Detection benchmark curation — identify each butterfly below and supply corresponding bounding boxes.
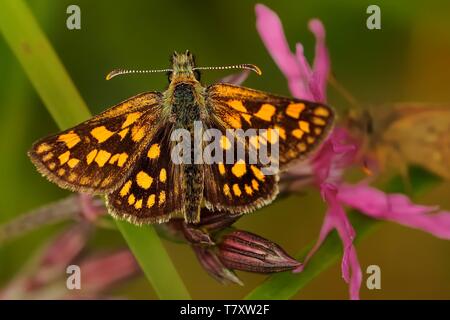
[349,103,450,180]
[29,50,334,225]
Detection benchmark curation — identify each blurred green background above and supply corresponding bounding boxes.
[1,0,450,299]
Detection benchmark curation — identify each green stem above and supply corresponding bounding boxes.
[0,0,190,299]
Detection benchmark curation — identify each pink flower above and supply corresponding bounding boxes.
[255,3,450,300]
[255,4,329,102]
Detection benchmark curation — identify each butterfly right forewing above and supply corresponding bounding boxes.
[106,125,185,224]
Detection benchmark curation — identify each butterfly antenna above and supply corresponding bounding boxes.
[106,68,173,80]
[193,64,262,76]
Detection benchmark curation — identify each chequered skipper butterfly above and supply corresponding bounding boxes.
[29,51,334,225]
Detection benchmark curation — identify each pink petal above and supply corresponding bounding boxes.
[338,184,450,240]
[297,183,362,299]
[308,19,330,102]
[323,184,361,300]
[293,208,334,273]
[79,193,105,222]
[312,128,358,184]
[217,70,251,86]
[255,4,309,99]
[79,250,139,293]
[28,224,90,289]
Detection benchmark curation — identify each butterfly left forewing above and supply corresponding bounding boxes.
[206,83,334,169]
[28,92,163,193]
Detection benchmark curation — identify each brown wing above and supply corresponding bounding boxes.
[202,114,279,215]
[106,125,184,224]
[28,92,164,194]
[206,83,335,169]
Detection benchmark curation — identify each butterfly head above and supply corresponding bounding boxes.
[169,50,201,83]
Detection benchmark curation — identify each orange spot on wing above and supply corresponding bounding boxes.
[232,184,242,197]
[159,168,167,182]
[42,153,54,162]
[218,162,226,175]
[131,126,145,142]
[58,132,81,149]
[118,128,129,140]
[147,194,156,208]
[314,106,330,117]
[254,104,276,122]
[299,121,310,133]
[312,117,327,126]
[86,149,98,164]
[136,171,153,189]
[251,179,259,191]
[90,126,114,143]
[36,143,52,154]
[250,165,265,181]
[158,191,166,206]
[120,181,132,197]
[67,158,80,168]
[223,184,232,198]
[122,112,142,128]
[128,194,136,205]
[134,199,143,209]
[292,129,304,139]
[58,151,70,165]
[147,144,160,159]
[231,160,247,178]
[297,143,307,152]
[286,103,305,119]
[94,150,111,167]
[227,100,247,113]
[117,153,128,167]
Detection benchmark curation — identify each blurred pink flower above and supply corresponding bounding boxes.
[0,195,138,299]
[255,3,450,300]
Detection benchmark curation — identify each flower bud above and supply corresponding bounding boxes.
[218,230,301,273]
[193,246,243,285]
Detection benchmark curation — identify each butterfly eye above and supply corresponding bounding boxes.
[194,70,201,81]
[167,71,173,83]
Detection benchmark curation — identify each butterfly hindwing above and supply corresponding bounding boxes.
[106,125,184,224]
[28,92,163,194]
[206,83,334,169]
[204,158,279,215]
[202,118,279,214]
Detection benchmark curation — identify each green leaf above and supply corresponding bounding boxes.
[246,167,442,300]
[0,0,190,299]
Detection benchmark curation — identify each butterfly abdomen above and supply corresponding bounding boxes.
[172,82,204,223]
